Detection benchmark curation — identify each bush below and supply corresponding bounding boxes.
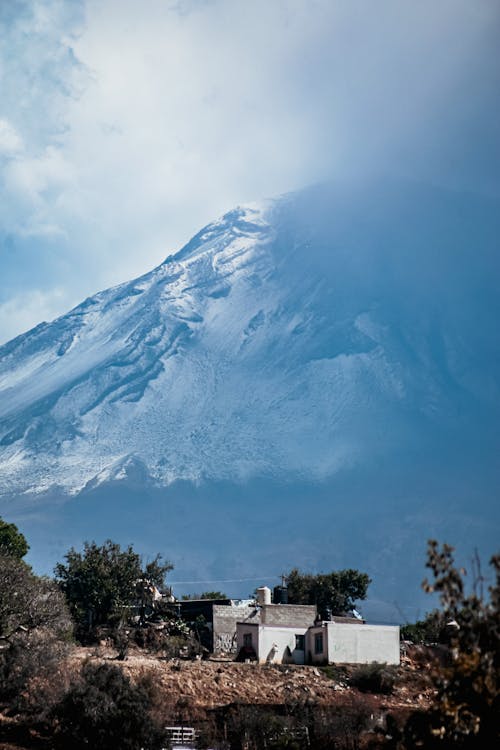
[351,662,397,695]
[0,628,71,715]
[320,664,349,683]
[400,610,447,644]
[398,541,500,749]
[310,696,376,750]
[53,661,166,750]
[211,698,375,750]
[0,554,73,714]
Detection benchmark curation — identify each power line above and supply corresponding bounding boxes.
[168,576,280,585]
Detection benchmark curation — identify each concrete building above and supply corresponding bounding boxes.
[238,622,310,664]
[177,598,259,654]
[177,589,316,655]
[236,608,400,666]
[306,621,400,665]
[178,587,399,664]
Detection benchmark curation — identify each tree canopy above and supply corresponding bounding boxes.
[0,517,29,559]
[182,590,228,601]
[54,540,172,633]
[400,541,500,748]
[0,555,70,643]
[0,552,72,706]
[285,568,371,618]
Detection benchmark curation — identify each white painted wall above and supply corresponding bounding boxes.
[320,623,400,665]
[257,625,308,665]
[236,623,308,664]
[239,621,400,665]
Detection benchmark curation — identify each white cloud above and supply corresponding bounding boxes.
[0,287,69,344]
[0,119,23,156]
[0,0,499,342]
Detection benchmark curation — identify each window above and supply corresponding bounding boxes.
[314,633,323,654]
[295,634,305,650]
[243,633,252,648]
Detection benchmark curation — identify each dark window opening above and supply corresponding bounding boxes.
[295,634,305,650]
[314,633,323,654]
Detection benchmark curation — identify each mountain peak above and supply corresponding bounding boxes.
[0,181,499,500]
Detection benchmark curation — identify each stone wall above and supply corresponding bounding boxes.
[212,605,259,653]
[260,604,317,628]
[211,603,317,653]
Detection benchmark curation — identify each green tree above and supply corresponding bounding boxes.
[182,590,228,600]
[400,609,447,644]
[54,540,172,634]
[0,517,29,559]
[199,590,227,600]
[400,541,500,749]
[286,568,371,619]
[143,554,174,588]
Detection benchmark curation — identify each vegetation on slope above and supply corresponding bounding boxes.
[0,516,498,750]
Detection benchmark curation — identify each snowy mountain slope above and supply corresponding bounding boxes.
[0,180,499,504]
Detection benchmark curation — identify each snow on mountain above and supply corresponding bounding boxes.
[0,181,499,504]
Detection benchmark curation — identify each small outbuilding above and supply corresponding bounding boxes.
[236,607,400,666]
[306,621,400,665]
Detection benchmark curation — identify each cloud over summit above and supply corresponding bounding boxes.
[0,0,499,343]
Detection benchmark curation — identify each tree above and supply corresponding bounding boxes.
[400,610,447,644]
[54,540,173,635]
[286,568,371,618]
[53,661,166,750]
[182,590,228,600]
[0,553,72,708]
[0,517,29,559]
[199,590,227,599]
[400,541,500,748]
[0,555,70,646]
[143,554,174,588]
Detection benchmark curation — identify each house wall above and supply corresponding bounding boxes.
[236,623,308,664]
[236,622,260,659]
[218,603,316,655]
[213,605,259,653]
[307,623,400,665]
[257,625,308,665]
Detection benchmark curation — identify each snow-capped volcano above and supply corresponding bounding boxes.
[1,181,499,501]
[1,180,499,615]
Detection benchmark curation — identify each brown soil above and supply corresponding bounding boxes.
[70,642,435,714]
[0,644,436,749]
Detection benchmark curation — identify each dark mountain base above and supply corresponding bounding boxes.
[3,452,498,624]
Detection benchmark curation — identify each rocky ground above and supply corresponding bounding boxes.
[0,644,435,748]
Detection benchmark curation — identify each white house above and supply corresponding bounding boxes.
[238,621,310,665]
[236,604,400,666]
[306,621,400,666]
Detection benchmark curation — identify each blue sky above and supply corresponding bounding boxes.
[0,0,499,344]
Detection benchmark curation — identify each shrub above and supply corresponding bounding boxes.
[310,696,375,750]
[351,662,397,695]
[53,661,166,750]
[400,610,447,644]
[0,554,73,714]
[398,541,500,749]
